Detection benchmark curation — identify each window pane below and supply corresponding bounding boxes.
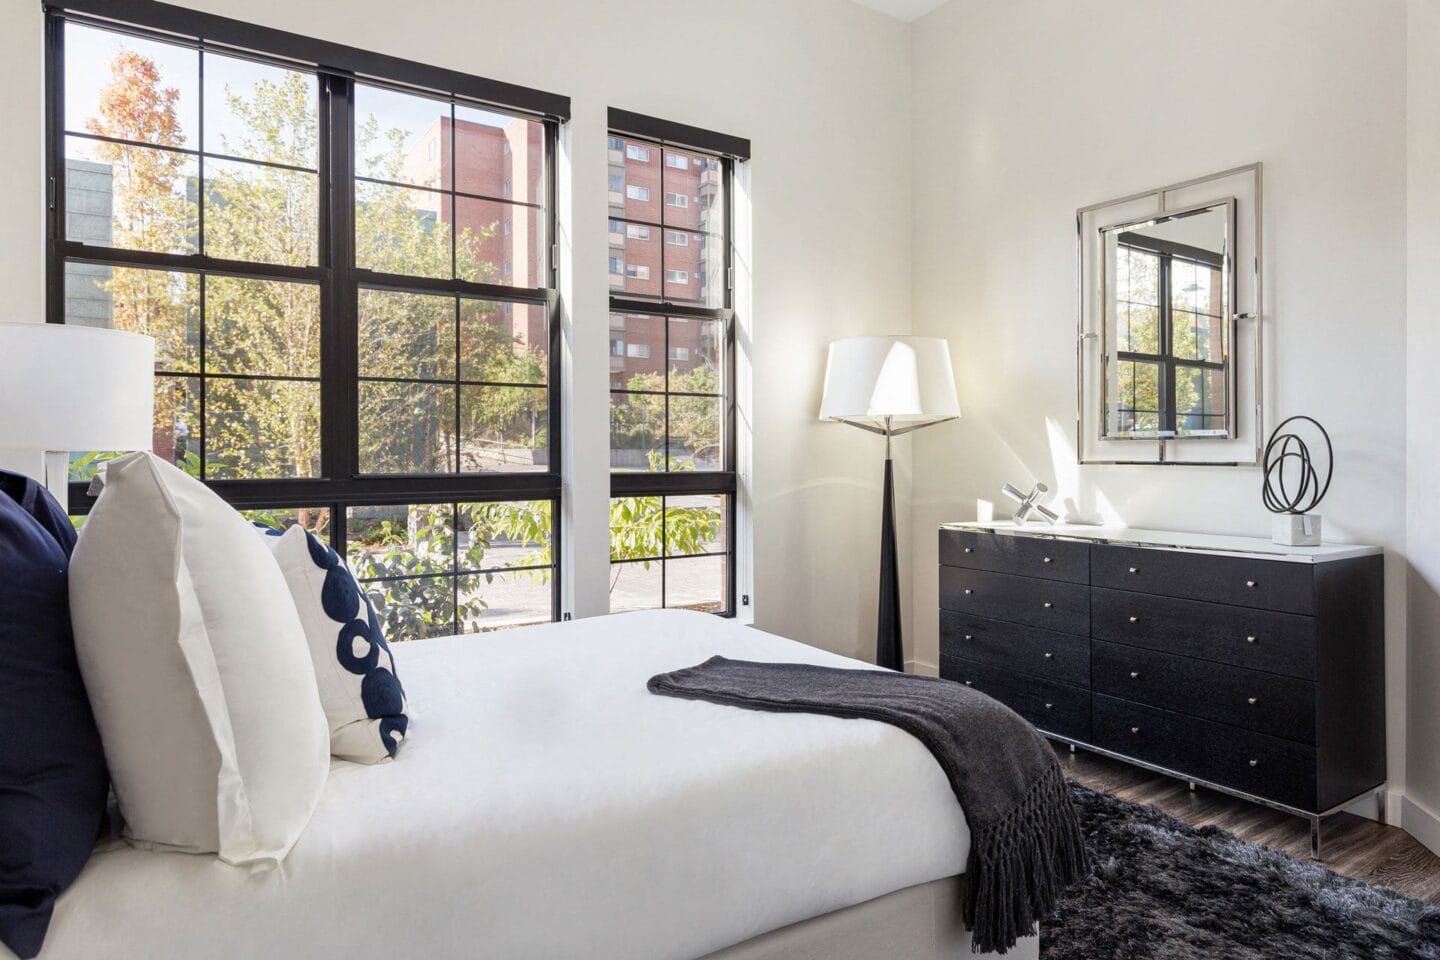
[453,104,545,204]
[72,373,203,482]
[610,561,662,613]
[362,576,455,643]
[610,392,664,471]
[455,197,543,287]
[665,495,727,557]
[458,500,552,572]
[242,506,331,541]
[664,231,724,308]
[661,149,723,234]
[457,570,552,632]
[205,377,321,479]
[359,381,456,474]
[65,23,197,146]
[609,313,664,389]
[608,137,660,222]
[355,84,451,188]
[1175,366,1227,435]
[610,496,663,562]
[460,300,547,384]
[669,316,723,390]
[664,555,727,613]
[63,263,200,372]
[202,52,318,169]
[609,224,660,298]
[65,136,198,254]
[347,503,455,578]
[205,277,320,378]
[459,385,548,472]
[355,180,451,278]
[1115,359,1161,435]
[358,289,456,381]
[204,157,318,266]
[668,394,723,471]
[1121,303,1160,355]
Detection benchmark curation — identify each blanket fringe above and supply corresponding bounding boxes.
[960,764,1090,955]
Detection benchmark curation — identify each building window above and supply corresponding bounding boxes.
[609,256,624,275]
[610,337,625,357]
[626,223,651,240]
[502,179,512,197]
[502,140,511,156]
[626,184,650,202]
[625,144,651,162]
[608,172,624,192]
[1112,240,1227,437]
[503,219,512,236]
[625,264,651,280]
[605,115,738,615]
[49,8,563,640]
[607,135,623,151]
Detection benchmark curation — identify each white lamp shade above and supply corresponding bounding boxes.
[0,322,155,451]
[819,336,960,426]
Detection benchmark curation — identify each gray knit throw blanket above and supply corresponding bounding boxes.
[647,657,1090,955]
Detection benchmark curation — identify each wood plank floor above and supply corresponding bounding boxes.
[1056,743,1440,905]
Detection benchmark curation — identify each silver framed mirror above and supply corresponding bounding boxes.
[1077,164,1263,465]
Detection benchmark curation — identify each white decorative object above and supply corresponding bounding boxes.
[1001,481,1059,525]
[68,452,329,866]
[0,322,154,504]
[260,524,409,763]
[1272,514,1323,547]
[820,336,960,669]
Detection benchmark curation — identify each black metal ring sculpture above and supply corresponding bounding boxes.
[1262,416,1332,515]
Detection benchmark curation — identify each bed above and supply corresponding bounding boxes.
[19,610,1038,960]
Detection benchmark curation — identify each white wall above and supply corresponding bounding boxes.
[909,0,1413,819]
[0,0,915,662]
[1405,0,1440,850]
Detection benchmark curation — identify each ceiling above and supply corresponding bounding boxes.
[847,0,949,22]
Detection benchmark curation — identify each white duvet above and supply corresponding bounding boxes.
[27,610,968,960]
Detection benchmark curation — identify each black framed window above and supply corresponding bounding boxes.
[1113,235,1227,437]
[605,109,746,616]
[47,0,568,641]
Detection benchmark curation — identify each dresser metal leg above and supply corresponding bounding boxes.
[1069,743,1076,754]
[1310,816,1322,860]
[1188,781,1196,791]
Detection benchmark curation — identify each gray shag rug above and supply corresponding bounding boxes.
[1042,784,1440,959]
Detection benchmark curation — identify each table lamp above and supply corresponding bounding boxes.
[0,322,155,507]
[820,336,960,670]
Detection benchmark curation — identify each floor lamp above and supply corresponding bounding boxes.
[819,336,959,671]
[0,322,155,507]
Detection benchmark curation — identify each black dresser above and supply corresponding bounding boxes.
[937,522,1385,857]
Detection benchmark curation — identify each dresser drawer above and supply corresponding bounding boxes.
[1092,545,1315,615]
[939,529,1089,584]
[938,567,1090,635]
[939,656,1091,742]
[1092,640,1316,744]
[1092,587,1317,681]
[1093,695,1317,811]
[939,611,1090,685]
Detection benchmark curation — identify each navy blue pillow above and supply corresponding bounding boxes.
[0,473,108,960]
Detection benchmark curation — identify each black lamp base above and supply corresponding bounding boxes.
[876,456,903,670]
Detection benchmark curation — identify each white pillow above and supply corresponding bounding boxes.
[68,452,329,866]
[258,524,408,763]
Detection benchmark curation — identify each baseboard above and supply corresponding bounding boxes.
[1401,794,1440,857]
[907,658,938,677]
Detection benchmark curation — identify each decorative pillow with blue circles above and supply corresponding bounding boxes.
[256,524,408,763]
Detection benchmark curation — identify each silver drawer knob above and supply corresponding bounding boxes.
[964,634,973,640]
[1128,566,1138,574]
[964,547,973,553]
[964,680,973,686]
[1130,726,1140,734]
[1129,671,1140,679]
[1043,601,1053,608]
[1044,703,1053,710]
[1246,635,1257,644]
[1128,616,1138,623]
[1246,580,1257,588]
[1248,759,1258,767]
[1042,557,1052,563]
[1044,652,1054,659]
[1248,697,1258,705]
[964,589,973,595]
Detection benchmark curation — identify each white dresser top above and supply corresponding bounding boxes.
[940,521,1382,564]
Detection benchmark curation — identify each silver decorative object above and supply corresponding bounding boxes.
[1002,482,1060,525]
